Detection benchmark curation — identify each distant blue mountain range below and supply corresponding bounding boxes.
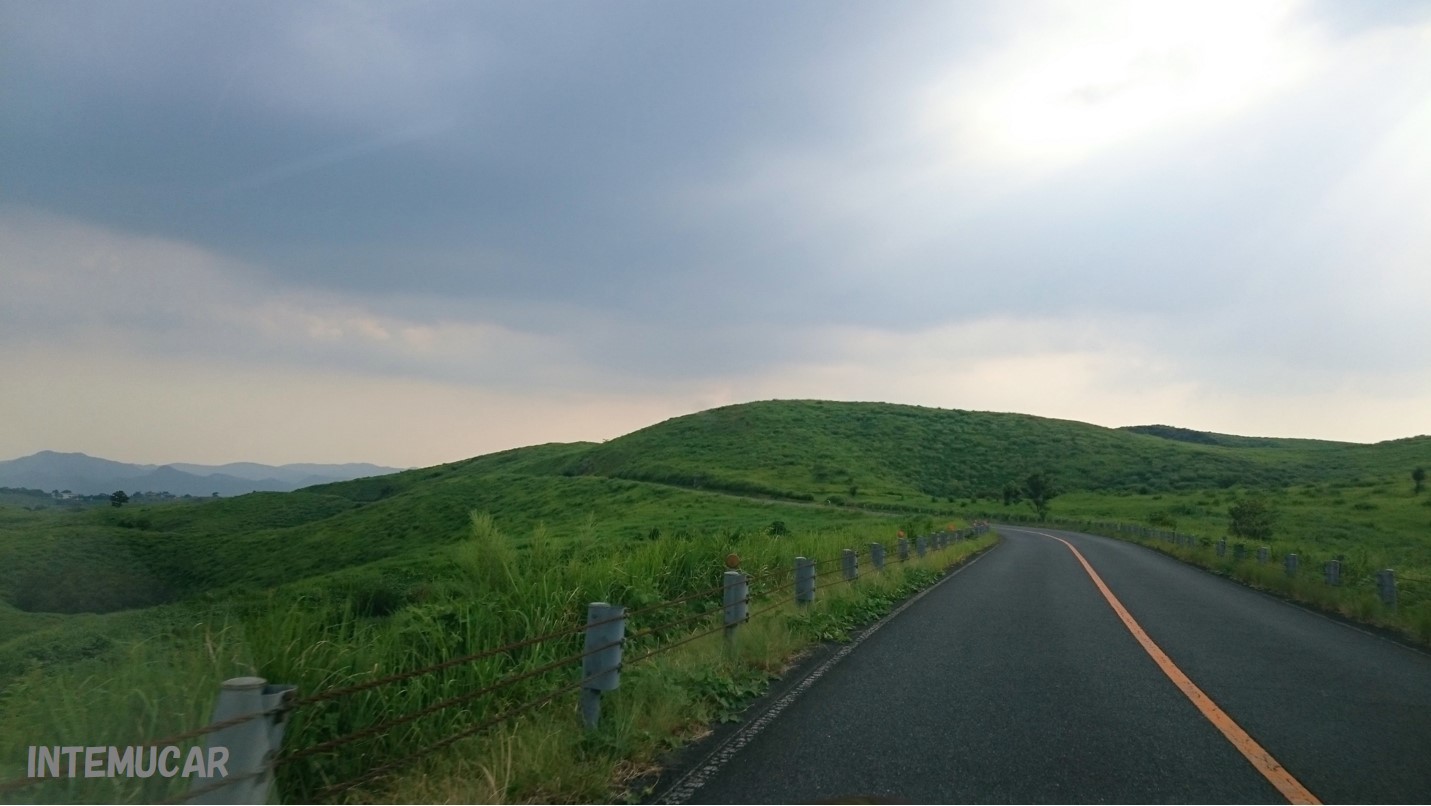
[0,451,407,497]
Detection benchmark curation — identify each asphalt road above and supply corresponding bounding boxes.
[656,526,1431,804]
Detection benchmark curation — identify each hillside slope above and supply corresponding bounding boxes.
[561,400,1431,502]
[5,400,1427,621]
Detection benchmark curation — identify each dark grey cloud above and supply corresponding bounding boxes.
[4,0,1430,393]
[2,2,977,295]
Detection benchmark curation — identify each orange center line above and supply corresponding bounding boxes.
[1024,529,1320,805]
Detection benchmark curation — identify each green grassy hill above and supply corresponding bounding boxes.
[5,399,1427,625]
[561,399,1431,502]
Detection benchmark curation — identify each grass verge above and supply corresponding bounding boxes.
[0,518,995,805]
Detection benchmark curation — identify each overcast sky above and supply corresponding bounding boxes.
[4,0,1429,467]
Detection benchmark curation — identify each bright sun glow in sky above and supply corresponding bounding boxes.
[950,0,1315,170]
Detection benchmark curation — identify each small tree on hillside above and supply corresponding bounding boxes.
[110,490,129,508]
[1023,472,1057,521]
[1228,496,1277,542]
[1002,482,1023,507]
[1414,467,1426,495]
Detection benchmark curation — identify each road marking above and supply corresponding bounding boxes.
[656,541,1002,804]
[1021,528,1321,806]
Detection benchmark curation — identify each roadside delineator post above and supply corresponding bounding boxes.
[1376,569,1398,608]
[898,537,909,563]
[870,543,885,572]
[1216,539,1227,557]
[581,603,626,730]
[723,571,748,651]
[916,536,927,558]
[1258,546,1269,565]
[188,677,295,805]
[1285,553,1299,577]
[842,549,859,582]
[1324,560,1342,587]
[795,556,815,606]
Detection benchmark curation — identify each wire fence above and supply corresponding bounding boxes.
[4,524,991,805]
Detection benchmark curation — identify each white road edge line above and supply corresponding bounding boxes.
[654,541,1003,805]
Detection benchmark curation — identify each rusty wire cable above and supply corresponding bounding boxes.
[312,668,608,802]
[621,620,731,668]
[621,580,730,620]
[155,767,270,806]
[276,635,623,767]
[627,608,719,642]
[287,612,620,710]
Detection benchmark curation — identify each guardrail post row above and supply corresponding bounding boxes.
[1285,554,1299,577]
[795,557,815,606]
[842,549,859,582]
[898,537,909,562]
[723,571,749,650]
[580,602,625,730]
[870,543,885,572]
[188,677,295,805]
[1216,539,1226,557]
[916,536,927,558]
[1258,546,1269,565]
[1324,560,1342,587]
[1377,569,1398,608]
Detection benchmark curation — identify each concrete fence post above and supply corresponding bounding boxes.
[795,557,815,606]
[1233,543,1246,562]
[581,602,626,729]
[1216,539,1227,557]
[916,536,927,558]
[1258,546,1269,565]
[841,549,859,582]
[870,543,885,572]
[1324,560,1342,586]
[898,537,909,562]
[1285,554,1299,577]
[723,571,748,650]
[187,677,295,805]
[1377,569,1398,608]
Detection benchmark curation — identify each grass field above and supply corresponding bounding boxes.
[2,399,1428,802]
[1,509,990,804]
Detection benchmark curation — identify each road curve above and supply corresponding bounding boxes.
[654,525,1431,804]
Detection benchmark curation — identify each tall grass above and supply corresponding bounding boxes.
[0,514,993,804]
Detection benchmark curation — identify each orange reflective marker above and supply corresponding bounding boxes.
[725,553,740,569]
